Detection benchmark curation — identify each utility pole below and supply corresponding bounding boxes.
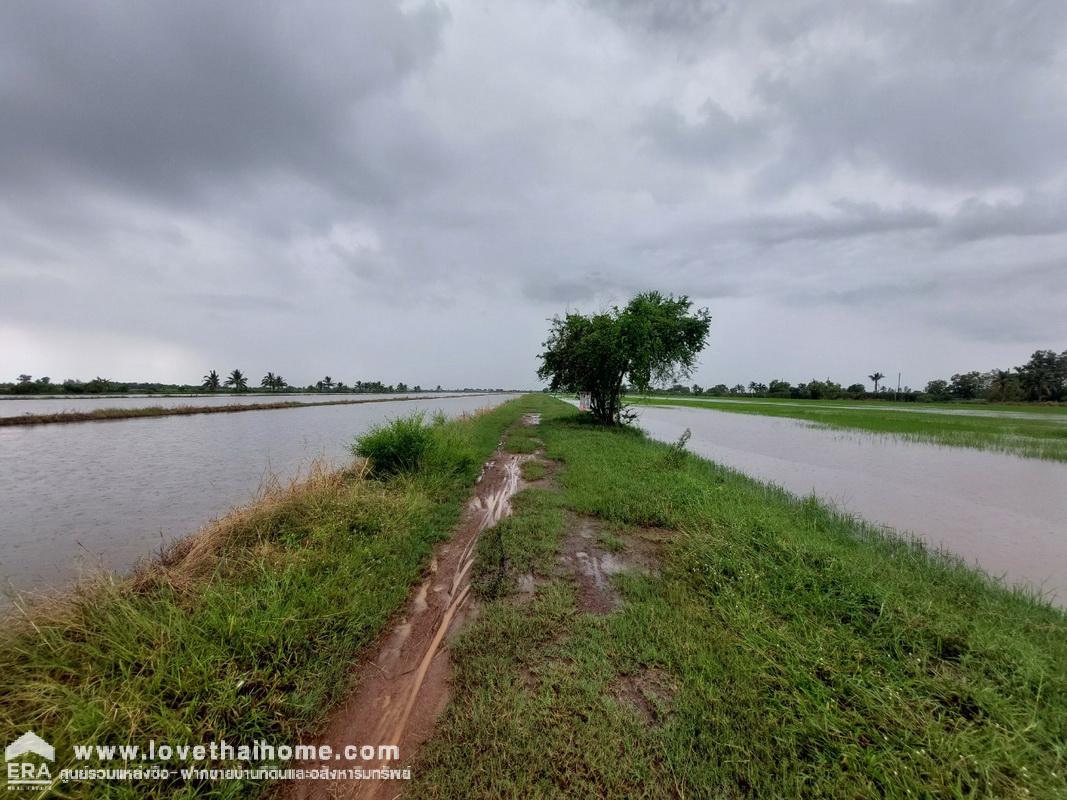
[896,372,901,401]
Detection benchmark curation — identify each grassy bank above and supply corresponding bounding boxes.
[0,398,528,798]
[415,395,1067,798]
[627,395,1067,462]
[0,394,479,427]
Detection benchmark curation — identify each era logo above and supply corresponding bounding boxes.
[4,731,54,788]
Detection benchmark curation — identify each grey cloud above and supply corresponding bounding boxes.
[639,100,767,164]
[946,194,1067,241]
[748,201,939,245]
[0,2,448,209]
[168,293,297,313]
[1,0,1065,390]
[583,0,727,39]
[755,58,1067,191]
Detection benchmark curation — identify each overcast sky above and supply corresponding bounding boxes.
[2,1,1065,390]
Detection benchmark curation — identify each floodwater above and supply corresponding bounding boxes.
[635,405,1067,604]
[0,393,518,597]
[634,395,1067,422]
[0,392,472,417]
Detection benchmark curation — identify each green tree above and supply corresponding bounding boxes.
[949,371,985,400]
[768,379,792,397]
[924,379,950,401]
[320,376,334,392]
[202,370,221,391]
[1016,350,1066,401]
[261,372,278,391]
[85,376,112,393]
[987,369,1018,402]
[868,372,885,393]
[538,291,711,424]
[225,369,248,392]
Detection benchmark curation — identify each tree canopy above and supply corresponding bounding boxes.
[538,291,711,424]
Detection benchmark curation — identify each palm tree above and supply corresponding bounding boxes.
[868,372,885,393]
[321,375,334,392]
[225,369,248,392]
[261,372,278,391]
[202,370,221,391]
[274,375,287,391]
[989,369,1012,402]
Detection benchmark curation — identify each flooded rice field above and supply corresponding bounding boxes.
[641,395,1067,422]
[0,391,470,417]
[0,394,518,597]
[636,405,1067,604]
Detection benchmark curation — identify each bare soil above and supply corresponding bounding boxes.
[278,449,526,800]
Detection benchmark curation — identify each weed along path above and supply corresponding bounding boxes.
[282,415,540,800]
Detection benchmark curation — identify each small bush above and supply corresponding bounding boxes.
[354,414,434,475]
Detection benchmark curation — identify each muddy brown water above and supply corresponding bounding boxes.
[634,405,1067,604]
[0,394,519,597]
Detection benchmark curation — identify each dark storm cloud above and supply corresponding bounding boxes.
[0,1,448,207]
[1,0,1065,388]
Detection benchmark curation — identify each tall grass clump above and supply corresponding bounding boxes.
[354,412,480,480]
[354,413,435,475]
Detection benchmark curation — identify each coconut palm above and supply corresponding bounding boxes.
[273,375,287,391]
[202,370,221,391]
[989,369,1013,402]
[225,369,248,391]
[261,372,278,391]
[868,372,885,393]
[321,375,335,391]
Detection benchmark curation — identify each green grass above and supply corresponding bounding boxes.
[0,399,529,798]
[627,395,1067,462]
[520,460,547,482]
[414,395,1067,799]
[504,426,542,454]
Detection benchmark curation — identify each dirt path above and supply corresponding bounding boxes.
[280,430,533,800]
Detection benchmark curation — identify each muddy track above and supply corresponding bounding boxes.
[280,425,534,800]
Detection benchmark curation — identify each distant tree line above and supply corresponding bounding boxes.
[2,371,496,396]
[5,375,127,395]
[640,348,1067,403]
